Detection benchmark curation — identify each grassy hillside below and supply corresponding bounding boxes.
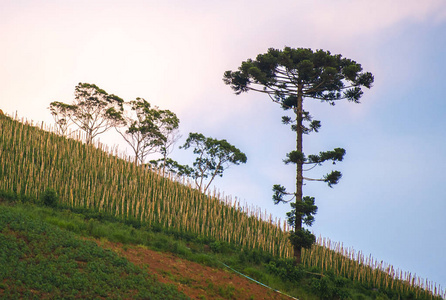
[0,113,290,257]
[0,204,188,299]
[0,113,444,299]
[1,200,443,300]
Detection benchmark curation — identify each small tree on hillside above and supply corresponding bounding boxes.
[179,132,247,193]
[150,157,194,178]
[224,47,373,264]
[153,127,182,175]
[153,110,181,174]
[48,101,72,136]
[116,97,179,165]
[49,83,125,144]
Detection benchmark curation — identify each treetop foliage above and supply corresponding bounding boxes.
[180,132,247,193]
[50,82,125,144]
[125,97,179,144]
[74,82,124,106]
[223,47,374,107]
[181,133,247,166]
[117,97,180,165]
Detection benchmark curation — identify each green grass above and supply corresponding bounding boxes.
[0,113,444,299]
[1,199,442,300]
[0,203,189,299]
[0,114,291,257]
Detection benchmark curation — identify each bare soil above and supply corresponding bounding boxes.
[93,239,293,300]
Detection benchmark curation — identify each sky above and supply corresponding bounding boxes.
[1,0,446,293]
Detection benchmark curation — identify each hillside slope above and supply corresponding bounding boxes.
[93,239,291,300]
[0,113,290,257]
[0,204,188,299]
[2,200,445,300]
[0,113,444,299]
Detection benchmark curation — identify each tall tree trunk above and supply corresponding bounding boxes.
[294,84,304,264]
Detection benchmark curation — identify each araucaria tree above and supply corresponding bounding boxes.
[180,133,247,193]
[224,47,373,264]
[49,83,125,144]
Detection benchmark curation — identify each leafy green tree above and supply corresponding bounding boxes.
[179,132,247,193]
[149,157,193,178]
[149,128,182,176]
[224,47,373,264]
[49,83,125,144]
[157,121,181,175]
[116,97,179,165]
[48,101,72,136]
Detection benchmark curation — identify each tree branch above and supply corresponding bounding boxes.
[303,177,325,182]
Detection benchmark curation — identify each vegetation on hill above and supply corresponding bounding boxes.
[0,113,444,299]
[0,204,188,299]
[1,199,443,300]
[0,113,290,257]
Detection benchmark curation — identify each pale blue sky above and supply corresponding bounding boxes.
[1,0,445,293]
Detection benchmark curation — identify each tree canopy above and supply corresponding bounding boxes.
[179,132,247,193]
[48,101,72,136]
[224,47,374,264]
[116,97,179,165]
[224,47,373,105]
[49,83,125,144]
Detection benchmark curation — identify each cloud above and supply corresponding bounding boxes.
[2,0,445,123]
[298,0,446,36]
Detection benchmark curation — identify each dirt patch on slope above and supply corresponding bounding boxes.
[93,240,292,300]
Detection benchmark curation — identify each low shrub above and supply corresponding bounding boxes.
[40,188,58,208]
